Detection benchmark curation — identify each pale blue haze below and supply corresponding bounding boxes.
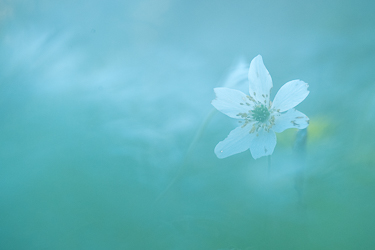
[1,0,375,249]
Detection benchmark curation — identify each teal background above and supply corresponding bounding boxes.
[1,0,375,249]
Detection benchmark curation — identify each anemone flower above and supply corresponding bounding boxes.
[212,55,309,159]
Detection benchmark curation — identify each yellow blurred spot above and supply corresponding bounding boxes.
[276,115,336,148]
[307,116,336,145]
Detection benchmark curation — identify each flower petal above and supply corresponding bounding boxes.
[272,109,309,133]
[214,123,256,159]
[212,87,253,119]
[248,55,273,104]
[271,80,309,112]
[249,128,276,159]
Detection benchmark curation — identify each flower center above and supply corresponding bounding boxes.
[251,104,270,123]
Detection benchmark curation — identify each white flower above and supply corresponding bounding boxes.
[212,55,310,159]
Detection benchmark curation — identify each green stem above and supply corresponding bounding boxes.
[294,128,308,205]
[267,155,271,176]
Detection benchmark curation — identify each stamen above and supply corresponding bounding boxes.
[246,95,255,102]
[250,125,256,133]
[236,112,248,118]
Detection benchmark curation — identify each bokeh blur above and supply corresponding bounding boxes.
[1,0,375,249]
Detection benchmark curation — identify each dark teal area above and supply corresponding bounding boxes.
[1,0,375,249]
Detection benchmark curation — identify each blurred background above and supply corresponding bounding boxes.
[1,0,375,249]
